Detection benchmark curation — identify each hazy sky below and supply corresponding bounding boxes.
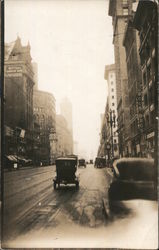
[5,0,114,158]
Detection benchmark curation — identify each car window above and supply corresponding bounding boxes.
[116,161,154,181]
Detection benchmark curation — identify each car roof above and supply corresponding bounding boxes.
[114,157,154,164]
[56,157,77,161]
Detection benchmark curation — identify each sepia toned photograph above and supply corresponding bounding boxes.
[2,0,158,248]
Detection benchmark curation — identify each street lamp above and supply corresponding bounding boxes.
[107,109,116,159]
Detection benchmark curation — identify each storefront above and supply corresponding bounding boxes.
[146,131,155,158]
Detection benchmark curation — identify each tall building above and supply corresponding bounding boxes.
[60,97,73,132]
[60,97,73,153]
[98,113,106,157]
[73,141,78,156]
[108,0,137,156]
[133,0,158,158]
[98,100,112,160]
[33,90,56,165]
[104,64,119,157]
[56,114,73,156]
[123,7,144,157]
[32,62,38,90]
[4,36,35,160]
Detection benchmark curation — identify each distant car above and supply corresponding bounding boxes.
[94,157,106,168]
[78,159,86,168]
[108,158,156,212]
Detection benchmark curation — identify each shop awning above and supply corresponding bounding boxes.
[6,155,18,162]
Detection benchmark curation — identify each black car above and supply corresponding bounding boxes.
[78,159,86,168]
[108,158,156,211]
[53,157,79,189]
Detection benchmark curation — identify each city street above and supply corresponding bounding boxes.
[3,164,158,248]
[3,164,111,242]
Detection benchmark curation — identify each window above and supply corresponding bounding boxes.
[111,88,114,92]
[149,110,154,126]
[145,115,149,127]
[143,71,147,85]
[144,93,148,107]
[123,8,128,15]
[112,95,114,99]
[112,103,115,106]
[147,64,151,83]
[111,81,113,85]
[114,139,117,143]
[149,86,153,105]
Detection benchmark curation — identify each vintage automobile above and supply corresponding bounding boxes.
[94,157,106,168]
[78,158,86,168]
[108,158,156,212]
[53,157,79,189]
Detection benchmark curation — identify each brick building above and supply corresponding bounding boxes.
[133,0,158,158]
[98,99,112,161]
[33,90,56,165]
[4,37,35,162]
[123,15,144,156]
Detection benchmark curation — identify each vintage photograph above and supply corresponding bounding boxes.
[2,0,158,248]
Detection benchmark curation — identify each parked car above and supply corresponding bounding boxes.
[53,157,79,189]
[5,155,19,170]
[108,158,156,212]
[78,159,86,168]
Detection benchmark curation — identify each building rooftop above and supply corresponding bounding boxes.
[104,64,115,80]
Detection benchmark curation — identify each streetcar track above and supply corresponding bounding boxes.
[4,167,55,184]
[4,175,53,199]
[4,185,79,239]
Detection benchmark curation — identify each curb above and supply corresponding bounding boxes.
[102,198,110,218]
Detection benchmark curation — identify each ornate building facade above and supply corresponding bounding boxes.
[4,36,35,161]
[104,64,119,158]
[108,0,137,156]
[133,0,158,158]
[33,90,56,165]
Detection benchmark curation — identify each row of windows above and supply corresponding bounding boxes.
[142,58,155,86]
[143,86,154,107]
[123,8,128,16]
[144,110,155,128]
[34,107,44,112]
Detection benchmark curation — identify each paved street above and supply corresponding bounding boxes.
[3,164,111,243]
[3,164,158,248]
